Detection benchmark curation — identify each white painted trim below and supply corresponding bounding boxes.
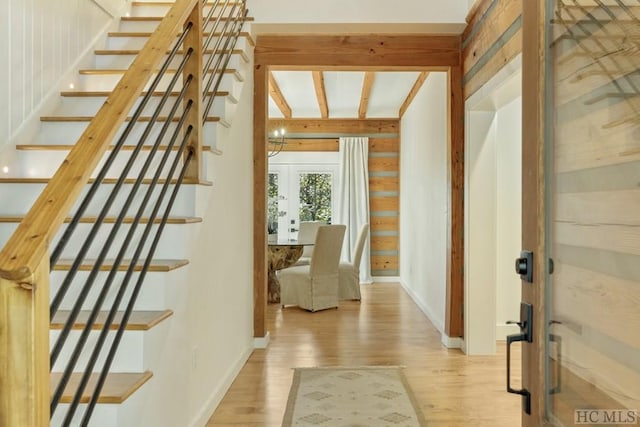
[463,53,522,356]
[441,335,463,349]
[372,276,400,283]
[253,331,270,349]
[399,279,445,336]
[191,346,253,427]
[7,18,120,150]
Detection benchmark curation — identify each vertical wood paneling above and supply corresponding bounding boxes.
[1,0,112,146]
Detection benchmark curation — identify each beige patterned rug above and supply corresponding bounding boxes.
[282,366,427,426]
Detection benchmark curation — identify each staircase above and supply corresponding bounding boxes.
[0,1,254,426]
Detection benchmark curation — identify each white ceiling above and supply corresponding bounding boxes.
[268,70,424,119]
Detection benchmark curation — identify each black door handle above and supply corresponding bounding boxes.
[515,250,533,283]
[506,302,533,414]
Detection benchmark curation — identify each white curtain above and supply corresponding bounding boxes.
[336,137,372,284]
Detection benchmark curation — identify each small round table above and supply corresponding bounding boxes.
[267,242,309,303]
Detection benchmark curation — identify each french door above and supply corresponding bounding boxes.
[520,1,640,425]
[267,164,338,242]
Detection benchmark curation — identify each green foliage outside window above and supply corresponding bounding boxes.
[299,173,332,223]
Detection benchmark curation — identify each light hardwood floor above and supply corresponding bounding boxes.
[207,282,522,426]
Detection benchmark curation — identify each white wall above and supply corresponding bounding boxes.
[247,0,468,24]
[495,97,522,339]
[399,72,448,336]
[0,0,124,151]
[128,57,256,427]
[465,110,498,354]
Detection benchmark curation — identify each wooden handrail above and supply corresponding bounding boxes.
[0,0,199,282]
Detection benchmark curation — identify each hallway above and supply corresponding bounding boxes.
[207,283,521,426]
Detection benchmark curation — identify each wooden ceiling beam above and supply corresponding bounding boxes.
[399,71,430,118]
[311,71,329,119]
[268,72,292,118]
[358,72,375,119]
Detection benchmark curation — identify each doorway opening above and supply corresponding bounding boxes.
[464,54,522,355]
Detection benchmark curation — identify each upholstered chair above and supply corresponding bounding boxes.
[294,221,325,266]
[338,223,369,300]
[280,224,346,312]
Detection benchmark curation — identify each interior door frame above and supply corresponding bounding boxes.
[521,1,550,425]
[252,34,465,342]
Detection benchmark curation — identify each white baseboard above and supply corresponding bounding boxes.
[253,331,270,349]
[191,346,253,427]
[441,335,463,349]
[399,279,446,336]
[372,276,400,283]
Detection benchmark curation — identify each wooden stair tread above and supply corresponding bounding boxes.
[121,15,254,22]
[39,116,229,126]
[59,90,238,104]
[16,143,217,152]
[0,177,213,186]
[132,0,243,5]
[51,371,152,404]
[78,67,244,82]
[107,31,255,46]
[93,48,250,62]
[0,216,202,224]
[51,309,173,331]
[53,259,189,272]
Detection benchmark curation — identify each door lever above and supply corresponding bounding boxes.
[506,302,533,414]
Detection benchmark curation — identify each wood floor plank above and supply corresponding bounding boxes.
[206,283,521,426]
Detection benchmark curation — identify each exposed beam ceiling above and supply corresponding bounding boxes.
[358,72,375,119]
[312,71,329,119]
[399,72,430,118]
[268,72,292,118]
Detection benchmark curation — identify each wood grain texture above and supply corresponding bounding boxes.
[0,0,198,281]
[462,0,522,77]
[280,139,338,152]
[369,176,399,192]
[0,256,50,426]
[183,0,204,181]
[51,371,153,404]
[268,72,292,118]
[370,236,399,251]
[445,65,464,339]
[464,27,522,99]
[207,284,520,426]
[368,156,400,172]
[267,118,399,135]
[253,63,268,338]
[312,71,329,119]
[255,35,461,68]
[51,310,173,331]
[399,71,430,118]
[52,259,189,272]
[370,197,399,212]
[358,72,375,119]
[370,216,399,232]
[522,1,548,423]
[369,138,399,153]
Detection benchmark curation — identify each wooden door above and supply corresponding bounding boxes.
[521,0,640,425]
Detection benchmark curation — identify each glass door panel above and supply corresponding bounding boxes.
[545,1,640,425]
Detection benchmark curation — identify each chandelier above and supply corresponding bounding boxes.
[268,128,286,157]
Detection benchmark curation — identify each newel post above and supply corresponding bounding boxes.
[183,0,204,181]
[0,256,51,426]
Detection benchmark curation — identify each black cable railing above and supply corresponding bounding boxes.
[203,7,248,119]
[48,0,249,424]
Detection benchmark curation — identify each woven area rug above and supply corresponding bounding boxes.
[282,366,427,426]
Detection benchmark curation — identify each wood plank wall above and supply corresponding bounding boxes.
[462,0,523,100]
[268,119,400,276]
[546,2,640,418]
